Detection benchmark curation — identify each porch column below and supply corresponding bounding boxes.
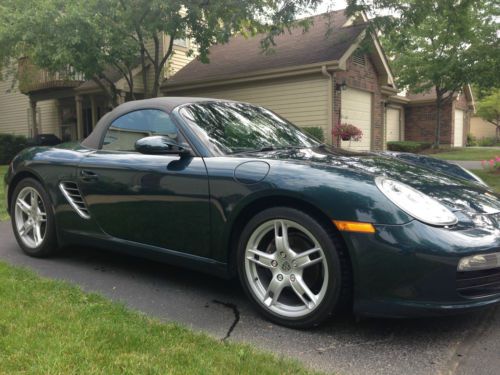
[75,95,84,140]
[29,99,38,138]
[55,100,63,139]
[90,96,98,129]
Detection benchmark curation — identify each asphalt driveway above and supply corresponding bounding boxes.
[0,221,498,375]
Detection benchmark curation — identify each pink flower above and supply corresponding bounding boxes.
[489,159,495,167]
[482,160,486,168]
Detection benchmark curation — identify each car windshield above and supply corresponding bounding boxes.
[179,102,321,155]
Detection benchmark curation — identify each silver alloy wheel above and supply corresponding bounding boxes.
[244,219,329,318]
[14,187,47,249]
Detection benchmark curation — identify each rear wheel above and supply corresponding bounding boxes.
[11,178,58,257]
[237,207,346,328]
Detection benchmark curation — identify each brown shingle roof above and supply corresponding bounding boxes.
[164,10,367,88]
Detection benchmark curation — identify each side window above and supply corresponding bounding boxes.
[102,109,181,151]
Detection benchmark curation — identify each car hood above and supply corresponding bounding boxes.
[237,147,500,215]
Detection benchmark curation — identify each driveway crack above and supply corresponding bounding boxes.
[212,299,240,341]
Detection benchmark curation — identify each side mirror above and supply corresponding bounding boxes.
[135,136,192,156]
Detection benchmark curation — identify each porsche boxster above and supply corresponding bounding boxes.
[5,97,500,328]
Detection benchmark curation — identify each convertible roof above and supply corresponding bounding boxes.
[81,97,231,149]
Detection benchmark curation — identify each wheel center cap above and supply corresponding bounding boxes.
[281,261,291,272]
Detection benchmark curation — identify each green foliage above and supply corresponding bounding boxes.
[0,262,317,374]
[301,127,325,142]
[387,141,432,153]
[0,0,324,103]
[347,0,500,146]
[476,89,500,141]
[0,134,28,164]
[477,137,499,147]
[466,133,477,147]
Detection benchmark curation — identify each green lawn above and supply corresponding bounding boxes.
[0,164,315,375]
[430,147,499,161]
[0,262,315,375]
[470,169,500,193]
[0,165,8,220]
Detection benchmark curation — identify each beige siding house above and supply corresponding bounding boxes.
[0,38,195,141]
[470,116,497,139]
[163,10,400,151]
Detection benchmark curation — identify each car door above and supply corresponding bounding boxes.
[77,109,211,257]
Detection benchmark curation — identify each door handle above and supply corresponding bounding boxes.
[80,170,99,182]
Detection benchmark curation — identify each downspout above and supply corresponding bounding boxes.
[321,65,335,145]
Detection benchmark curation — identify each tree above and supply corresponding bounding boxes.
[476,89,500,142]
[0,0,325,106]
[346,0,500,147]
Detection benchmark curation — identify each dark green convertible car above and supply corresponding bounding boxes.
[5,98,500,328]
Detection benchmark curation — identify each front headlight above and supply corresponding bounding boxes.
[375,177,458,226]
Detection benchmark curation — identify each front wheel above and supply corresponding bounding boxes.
[237,207,347,328]
[11,178,59,257]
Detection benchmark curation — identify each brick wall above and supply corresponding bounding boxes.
[334,55,387,151]
[404,102,453,145]
[404,92,472,146]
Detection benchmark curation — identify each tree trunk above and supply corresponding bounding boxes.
[434,93,442,148]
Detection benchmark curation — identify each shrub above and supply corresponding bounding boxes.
[481,156,500,172]
[387,141,433,153]
[301,126,325,142]
[332,123,363,142]
[0,134,29,164]
[466,133,477,146]
[477,137,497,147]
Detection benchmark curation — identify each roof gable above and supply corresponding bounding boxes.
[164,10,368,88]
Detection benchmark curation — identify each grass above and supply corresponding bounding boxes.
[0,165,8,221]
[470,169,500,193]
[430,147,499,161]
[0,164,315,374]
[0,262,316,375]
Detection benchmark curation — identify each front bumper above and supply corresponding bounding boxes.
[342,216,500,318]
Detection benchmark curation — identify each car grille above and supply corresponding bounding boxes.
[59,182,90,219]
[457,268,500,298]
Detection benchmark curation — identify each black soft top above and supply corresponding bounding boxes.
[81,97,226,149]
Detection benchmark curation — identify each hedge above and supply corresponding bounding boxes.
[301,126,325,142]
[0,134,29,164]
[387,141,433,153]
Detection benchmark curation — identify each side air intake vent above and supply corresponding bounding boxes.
[59,182,90,219]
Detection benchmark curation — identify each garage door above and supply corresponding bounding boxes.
[454,110,464,147]
[341,88,372,151]
[386,108,401,142]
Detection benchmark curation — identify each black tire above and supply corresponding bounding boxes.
[10,178,59,257]
[237,206,350,328]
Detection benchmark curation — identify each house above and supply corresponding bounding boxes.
[162,10,402,151]
[404,87,475,147]
[1,8,474,150]
[0,35,195,142]
[470,116,498,140]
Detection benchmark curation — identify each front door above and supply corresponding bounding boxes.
[77,109,211,257]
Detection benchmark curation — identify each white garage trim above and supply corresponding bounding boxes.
[454,110,465,147]
[340,87,372,151]
[386,107,401,142]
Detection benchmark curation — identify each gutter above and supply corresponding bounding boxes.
[163,61,340,92]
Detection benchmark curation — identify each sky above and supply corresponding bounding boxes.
[312,0,348,15]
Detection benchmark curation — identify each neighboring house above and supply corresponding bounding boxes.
[470,116,497,140]
[0,34,195,141]
[162,10,402,151]
[404,87,475,147]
